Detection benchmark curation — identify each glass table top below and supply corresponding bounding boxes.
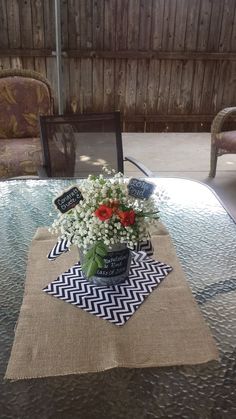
[0,178,236,418]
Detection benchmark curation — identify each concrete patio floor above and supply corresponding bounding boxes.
[123,133,236,221]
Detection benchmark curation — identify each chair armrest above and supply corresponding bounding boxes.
[8,175,40,180]
[211,107,236,136]
[124,156,154,177]
[37,166,49,178]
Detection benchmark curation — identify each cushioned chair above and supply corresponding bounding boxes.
[39,112,153,178]
[209,107,236,177]
[0,69,54,178]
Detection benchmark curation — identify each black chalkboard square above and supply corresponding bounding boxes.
[127,178,155,199]
[54,185,83,213]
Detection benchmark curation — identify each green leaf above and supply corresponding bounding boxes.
[85,259,98,278]
[95,254,104,269]
[96,242,107,250]
[96,246,107,257]
[82,242,107,278]
[85,247,96,259]
[95,242,107,257]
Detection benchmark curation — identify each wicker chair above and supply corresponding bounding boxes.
[0,68,54,178]
[209,107,236,177]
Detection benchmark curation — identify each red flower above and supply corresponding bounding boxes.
[118,209,136,226]
[94,205,113,221]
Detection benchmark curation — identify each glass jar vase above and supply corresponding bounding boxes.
[79,243,131,286]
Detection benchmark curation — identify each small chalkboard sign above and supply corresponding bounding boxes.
[54,186,83,213]
[96,248,130,278]
[128,178,155,199]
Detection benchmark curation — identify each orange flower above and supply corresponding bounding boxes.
[118,209,136,226]
[94,205,113,221]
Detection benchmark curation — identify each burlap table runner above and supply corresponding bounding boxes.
[5,226,219,380]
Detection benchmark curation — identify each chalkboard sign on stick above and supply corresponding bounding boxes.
[128,178,155,199]
[54,186,83,213]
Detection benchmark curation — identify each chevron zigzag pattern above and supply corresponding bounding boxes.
[134,240,154,256]
[48,239,153,261]
[48,238,70,260]
[43,252,172,326]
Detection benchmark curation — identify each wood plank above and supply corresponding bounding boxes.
[43,0,55,49]
[0,0,9,48]
[61,0,69,50]
[10,57,22,68]
[104,0,116,50]
[219,0,236,52]
[0,48,52,57]
[46,57,58,110]
[200,61,217,113]
[125,121,141,132]
[146,59,161,114]
[2,48,236,61]
[0,0,234,135]
[31,0,45,48]
[125,59,138,115]
[93,0,104,49]
[116,0,129,50]
[92,58,104,111]
[138,0,152,50]
[114,58,126,112]
[68,58,81,113]
[34,57,47,78]
[125,114,220,122]
[173,0,188,51]
[80,58,93,111]
[184,0,201,50]
[211,60,228,113]
[21,57,35,71]
[80,0,92,49]
[157,60,172,114]
[127,0,140,50]
[103,58,115,111]
[65,50,236,60]
[6,0,21,48]
[151,0,165,50]
[197,0,212,51]
[168,60,183,113]
[20,0,33,48]
[191,60,206,113]
[135,59,149,116]
[162,0,177,51]
[207,0,224,51]
[221,60,236,107]
[179,60,195,114]
[67,0,80,49]
[0,58,11,70]
[63,58,70,112]
[230,3,236,50]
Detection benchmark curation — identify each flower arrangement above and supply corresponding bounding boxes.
[51,169,160,278]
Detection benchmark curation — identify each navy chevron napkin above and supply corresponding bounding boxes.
[47,238,70,260]
[43,251,172,326]
[47,239,154,261]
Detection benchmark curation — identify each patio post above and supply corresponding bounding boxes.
[55,0,64,114]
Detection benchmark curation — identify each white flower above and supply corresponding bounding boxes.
[50,169,161,251]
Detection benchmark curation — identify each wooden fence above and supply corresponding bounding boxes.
[0,0,236,131]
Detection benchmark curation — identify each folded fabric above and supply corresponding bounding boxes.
[47,237,70,260]
[43,251,172,326]
[47,239,154,261]
[5,227,219,380]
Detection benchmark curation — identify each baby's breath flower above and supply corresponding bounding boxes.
[49,169,161,251]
